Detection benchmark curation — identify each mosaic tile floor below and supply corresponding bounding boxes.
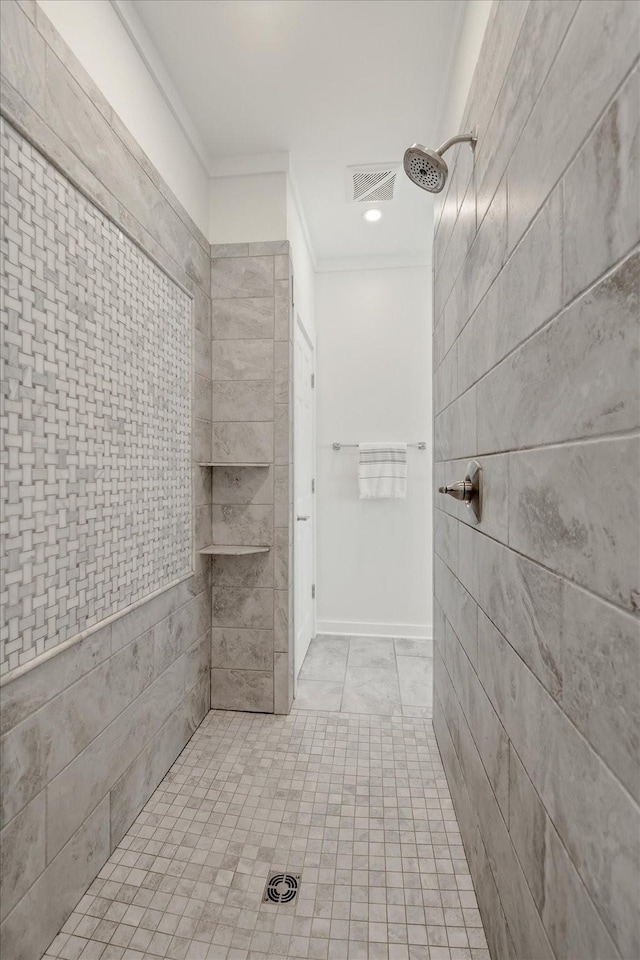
[294,637,433,717]
[43,708,489,960]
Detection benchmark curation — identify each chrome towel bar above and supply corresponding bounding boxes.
[332,442,426,450]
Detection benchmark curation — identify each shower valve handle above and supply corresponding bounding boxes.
[438,480,474,502]
[438,460,483,523]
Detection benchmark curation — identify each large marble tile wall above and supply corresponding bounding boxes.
[0,2,212,957]
[431,2,640,959]
[209,242,295,714]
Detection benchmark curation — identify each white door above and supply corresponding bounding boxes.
[294,317,315,688]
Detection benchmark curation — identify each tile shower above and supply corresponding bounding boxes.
[1,2,638,960]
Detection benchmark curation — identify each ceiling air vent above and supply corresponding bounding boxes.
[347,164,400,203]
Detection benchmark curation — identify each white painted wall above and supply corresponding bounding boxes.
[440,0,493,137]
[287,176,317,641]
[316,265,432,638]
[209,172,288,244]
[287,178,316,342]
[37,0,210,234]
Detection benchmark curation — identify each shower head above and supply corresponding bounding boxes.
[403,146,448,193]
[403,131,477,193]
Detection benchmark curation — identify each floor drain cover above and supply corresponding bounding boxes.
[263,872,301,903]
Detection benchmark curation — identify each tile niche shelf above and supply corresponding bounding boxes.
[198,463,271,557]
[198,544,270,556]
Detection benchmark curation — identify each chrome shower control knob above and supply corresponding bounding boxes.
[438,480,474,502]
[438,460,483,523]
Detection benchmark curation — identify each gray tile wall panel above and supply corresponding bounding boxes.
[432,2,640,958]
[0,2,212,955]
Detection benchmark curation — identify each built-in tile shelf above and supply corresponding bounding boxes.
[198,544,270,555]
[199,462,270,468]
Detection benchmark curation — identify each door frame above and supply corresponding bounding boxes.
[293,311,317,694]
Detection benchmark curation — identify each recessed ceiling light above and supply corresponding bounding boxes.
[363,208,383,223]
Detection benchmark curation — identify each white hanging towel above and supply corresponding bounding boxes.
[358,442,408,499]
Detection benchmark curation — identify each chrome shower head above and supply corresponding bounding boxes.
[403,145,448,193]
[403,131,477,193]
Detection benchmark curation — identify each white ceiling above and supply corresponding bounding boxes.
[130,0,466,266]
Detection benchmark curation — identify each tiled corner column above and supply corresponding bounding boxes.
[209,242,294,714]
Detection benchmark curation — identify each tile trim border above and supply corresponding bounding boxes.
[0,573,193,689]
[0,99,198,303]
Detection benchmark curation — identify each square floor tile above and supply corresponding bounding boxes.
[43,649,486,960]
[401,705,432,719]
[341,666,402,715]
[394,639,433,658]
[293,679,344,711]
[348,638,396,668]
[299,637,349,681]
[396,657,433,708]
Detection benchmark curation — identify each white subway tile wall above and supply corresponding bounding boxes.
[0,118,192,676]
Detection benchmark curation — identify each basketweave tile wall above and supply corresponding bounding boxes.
[0,117,193,677]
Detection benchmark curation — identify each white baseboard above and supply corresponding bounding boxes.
[316,620,432,640]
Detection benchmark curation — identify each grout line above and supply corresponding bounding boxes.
[439,572,640,812]
[434,243,640,420]
[434,489,639,619]
[434,425,640,462]
[436,619,633,954]
[434,663,547,957]
[436,55,640,378]
[437,423,640,467]
[435,1,608,326]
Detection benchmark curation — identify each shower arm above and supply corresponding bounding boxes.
[435,132,477,157]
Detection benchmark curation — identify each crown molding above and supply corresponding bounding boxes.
[209,152,290,178]
[110,0,212,175]
[110,2,294,185]
[316,252,431,273]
